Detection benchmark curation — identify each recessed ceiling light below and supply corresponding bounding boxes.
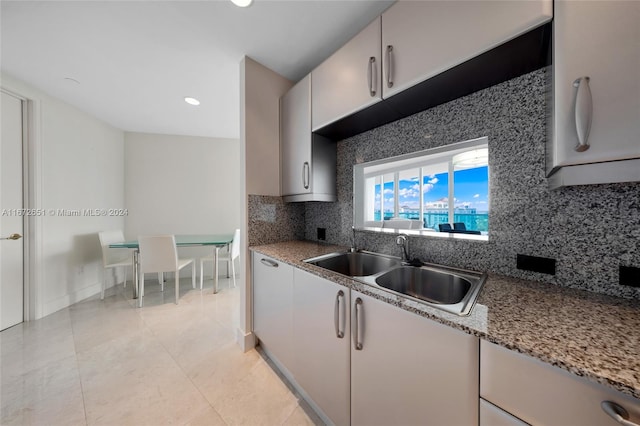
[184,97,200,106]
[231,0,253,7]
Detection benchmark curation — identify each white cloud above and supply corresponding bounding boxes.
[473,194,480,198]
[383,188,394,195]
[423,183,434,193]
[398,188,419,199]
[427,177,439,185]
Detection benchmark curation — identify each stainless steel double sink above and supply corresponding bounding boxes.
[304,251,486,316]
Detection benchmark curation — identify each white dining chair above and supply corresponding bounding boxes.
[98,230,133,300]
[199,228,240,289]
[138,235,196,307]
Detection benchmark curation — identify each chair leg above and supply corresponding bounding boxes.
[199,259,204,290]
[123,265,128,289]
[139,273,145,308]
[191,262,196,289]
[231,259,236,288]
[175,269,179,304]
[101,271,106,300]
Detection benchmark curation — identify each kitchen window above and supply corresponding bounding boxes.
[354,137,489,238]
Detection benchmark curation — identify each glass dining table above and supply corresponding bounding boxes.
[109,234,234,299]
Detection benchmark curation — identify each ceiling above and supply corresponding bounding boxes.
[1,0,394,139]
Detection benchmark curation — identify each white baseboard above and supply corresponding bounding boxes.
[236,327,255,352]
[41,282,102,318]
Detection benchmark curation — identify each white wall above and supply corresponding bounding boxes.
[124,132,241,268]
[1,73,126,319]
[243,57,293,197]
[238,57,293,351]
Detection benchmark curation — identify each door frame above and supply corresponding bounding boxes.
[1,86,42,322]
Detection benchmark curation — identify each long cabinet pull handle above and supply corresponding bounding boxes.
[260,258,278,268]
[354,297,363,350]
[602,401,639,426]
[573,76,592,152]
[334,290,345,338]
[368,57,377,97]
[600,401,638,426]
[303,161,310,189]
[386,45,394,89]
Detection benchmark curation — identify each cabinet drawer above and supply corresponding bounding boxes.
[480,340,640,425]
[480,399,528,426]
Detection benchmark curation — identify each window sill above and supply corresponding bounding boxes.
[357,226,489,242]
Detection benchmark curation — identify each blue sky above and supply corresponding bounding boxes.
[376,166,489,212]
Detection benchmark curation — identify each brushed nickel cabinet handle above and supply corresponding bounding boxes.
[354,297,363,350]
[303,161,310,189]
[368,56,377,97]
[386,45,394,89]
[573,76,592,152]
[259,258,278,268]
[601,401,639,426]
[334,290,345,338]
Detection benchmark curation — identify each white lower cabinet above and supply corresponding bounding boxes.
[350,291,479,426]
[481,340,640,425]
[252,254,294,370]
[253,256,640,426]
[292,269,350,426]
[480,399,528,426]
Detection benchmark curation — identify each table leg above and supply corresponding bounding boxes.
[214,246,220,294]
[133,250,139,299]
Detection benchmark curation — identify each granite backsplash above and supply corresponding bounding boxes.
[250,68,640,300]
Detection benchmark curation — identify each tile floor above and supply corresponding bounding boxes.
[0,277,320,425]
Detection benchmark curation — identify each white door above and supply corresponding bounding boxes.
[1,91,24,330]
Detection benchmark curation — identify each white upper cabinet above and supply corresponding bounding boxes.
[381,0,553,98]
[547,0,640,185]
[311,17,382,131]
[281,74,336,202]
[281,75,312,197]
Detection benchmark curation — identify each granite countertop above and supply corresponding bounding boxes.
[250,240,640,400]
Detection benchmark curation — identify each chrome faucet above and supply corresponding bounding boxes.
[396,234,409,263]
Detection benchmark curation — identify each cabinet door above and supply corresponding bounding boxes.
[311,17,382,131]
[252,254,294,369]
[481,340,640,425]
[381,0,552,98]
[551,0,640,168]
[350,291,479,426]
[292,269,350,426]
[281,75,311,196]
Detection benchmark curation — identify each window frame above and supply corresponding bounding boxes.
[354,137,489,240]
